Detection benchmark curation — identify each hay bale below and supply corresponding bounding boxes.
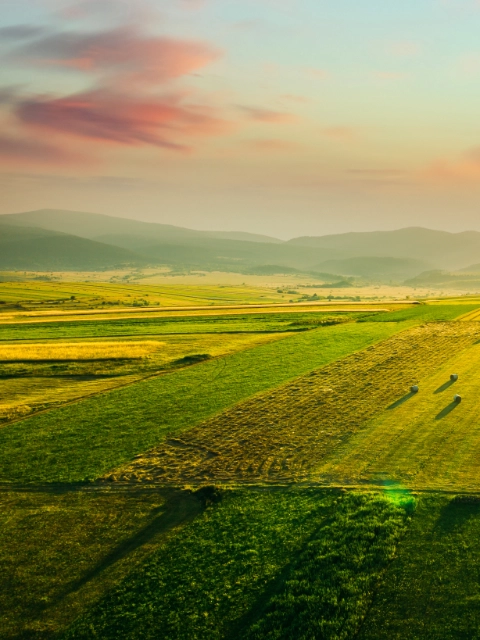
[411,385,419,393]
[450,374,459,382]
[454,394,462,403]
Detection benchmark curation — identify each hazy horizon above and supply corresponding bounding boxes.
[4,207,480,242]
[2,1,480,237]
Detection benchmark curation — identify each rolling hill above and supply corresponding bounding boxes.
[0,223,143,271]
[289,227,480,270]
[2,209,480,279]
[0,209,339,274]
[1,209,282,245]
[315,256,431,280]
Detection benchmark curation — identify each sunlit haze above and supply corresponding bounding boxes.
[2,0,480,237]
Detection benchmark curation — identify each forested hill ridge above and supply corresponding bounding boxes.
[2,209,480,279]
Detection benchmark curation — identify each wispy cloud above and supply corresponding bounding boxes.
[0,18,231,163]
[15,91,232,152]
[246,138,301,151]
[421,147,480,183]
[8,26,222,86]
[238,106,297,123]
[0,25,48,40]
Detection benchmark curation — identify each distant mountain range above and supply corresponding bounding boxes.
[2,208,480,284]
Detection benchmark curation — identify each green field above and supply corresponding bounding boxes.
[62,490,412,640]
[0,332,286,425]
[0,309,377,341]
[0,321,401,483]
[3,285,480,639]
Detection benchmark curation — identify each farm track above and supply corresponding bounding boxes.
[111,322,480,486]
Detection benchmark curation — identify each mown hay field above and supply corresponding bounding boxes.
[316,334,480,491]
[114,322,480,486]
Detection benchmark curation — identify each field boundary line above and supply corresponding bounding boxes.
[2,481,480,497]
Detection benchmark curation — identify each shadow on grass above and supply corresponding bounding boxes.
[387,392,415,410]
[434,499,480,535]
[49,490,204,608]
[435,402,459,420]
[434,380,455,395]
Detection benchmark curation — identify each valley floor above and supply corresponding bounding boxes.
[2,287,480,639]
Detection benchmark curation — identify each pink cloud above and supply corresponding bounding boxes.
[238,106,297,123]
[247,138,301,151]
[421,147,480,184]
[0,22,231,163]
[12,27,222,85]
[15,91,232,152]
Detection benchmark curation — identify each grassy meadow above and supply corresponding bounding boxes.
[0,309,381,341]
[0,321,402,483]
[0,332,286,425]
[61,490,413,640]
[3,282,480,639]
[0,488,199,640]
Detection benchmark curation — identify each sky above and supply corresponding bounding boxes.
[1,0,480,238]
